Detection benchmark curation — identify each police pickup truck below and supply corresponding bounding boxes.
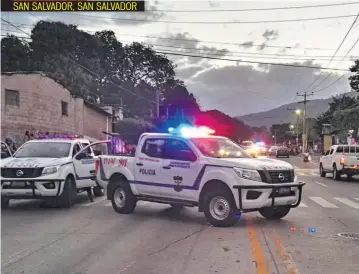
[95,126,305,227]
[0,134,106,208]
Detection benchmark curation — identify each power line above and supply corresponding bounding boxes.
[310,37,359,93]
[155,51,351,71]
[153,2,359,12]
[311,73,349,93]
[61,12,358,24]
[1,22,336,51]
[1,23,352,72]
[299,14,359,93]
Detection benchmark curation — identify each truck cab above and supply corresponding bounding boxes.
[96,126,305,227]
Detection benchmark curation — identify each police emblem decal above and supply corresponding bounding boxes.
[173,175,183,192]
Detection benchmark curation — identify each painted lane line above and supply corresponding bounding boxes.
[82,196,106,206]
[272,233,299,274]
[245,217,269,274]
[105,202,112,206]
[315,181,328,187]
[309,197,339,208]
[334,197,359,209]
[298,202,308,207]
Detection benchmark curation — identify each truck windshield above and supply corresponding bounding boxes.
[14,142,71,158]
[191,138,251,158]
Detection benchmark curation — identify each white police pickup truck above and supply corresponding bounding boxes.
[1,134,106,208]
[96,126,305,227]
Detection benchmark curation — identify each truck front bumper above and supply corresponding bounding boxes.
[1,178,65,199]
[233,181,305,212]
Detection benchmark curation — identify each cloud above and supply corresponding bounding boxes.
[154,32,229,64]
[262,29,279,41]
[184,61,352,116]
[240,41,254,48]
[110,0,164,26]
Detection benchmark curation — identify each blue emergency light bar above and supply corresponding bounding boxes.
[37,134,81,139]
[168,126,215,138]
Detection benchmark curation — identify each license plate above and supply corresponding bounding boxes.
[11,181,26,188]
[278,187,291,195]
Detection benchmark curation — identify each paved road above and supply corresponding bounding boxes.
[2,156,358,274]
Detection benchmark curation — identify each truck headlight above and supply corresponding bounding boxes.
[233,167,262,182]
[42,166,60,175]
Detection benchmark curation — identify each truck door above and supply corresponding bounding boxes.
[72,143,95,188]
[133,138,165,197]
[161,138,201,201]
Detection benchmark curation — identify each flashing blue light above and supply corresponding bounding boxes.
[255,141,265,146]
[168,127,175,133]
[308,228,316,233]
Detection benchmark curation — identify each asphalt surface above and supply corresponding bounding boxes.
[2,156,359,274]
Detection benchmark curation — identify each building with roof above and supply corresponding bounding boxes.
[1,72,112,144]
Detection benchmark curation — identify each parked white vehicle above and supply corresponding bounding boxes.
[320,145,359,180]
[96,126,305,227]
[1,134,106,208]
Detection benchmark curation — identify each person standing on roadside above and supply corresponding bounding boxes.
[5,137,17,154]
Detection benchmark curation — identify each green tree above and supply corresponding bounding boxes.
[349,59,359,93]
[1,35,32,71]
[314,95,357,134]
[115,118,155,144]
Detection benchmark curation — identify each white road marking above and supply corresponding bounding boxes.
[309,197,339,208]
[334,197,359,209]
[105,202,111,207]
[315,181,328,187]
[82,196,106,206]
[298,202,308,207]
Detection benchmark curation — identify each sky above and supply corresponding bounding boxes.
[1,0,359,116]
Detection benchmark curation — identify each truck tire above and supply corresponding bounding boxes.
[1,198,10,209]
[319,164,326,177]
[259,206,291,220]
[333,165,341,181]
[203,187,238,227]
[93,185,104,197]
[57,176,76,208]
[111,182,136,214]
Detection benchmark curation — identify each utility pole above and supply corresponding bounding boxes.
[296,91,313,153]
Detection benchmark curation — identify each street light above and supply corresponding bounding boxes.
[295,109,302,115]
[289,125,295,130]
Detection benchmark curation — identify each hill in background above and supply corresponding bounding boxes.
[237,91,357,128]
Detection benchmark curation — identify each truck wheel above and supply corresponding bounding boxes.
[347,175,353,181]
[320,164,326,177]
[57,177,75,208]
[93,185,104,197]
[111,182,136,214]
[333,165,341,181]
[1,198,10,209]
[259,206,290,220]
[203,188,238,227]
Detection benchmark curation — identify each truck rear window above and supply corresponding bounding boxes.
[340,146,359,153]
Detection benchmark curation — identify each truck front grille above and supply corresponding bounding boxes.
[1,168,44,178]
[259,170,294,183]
